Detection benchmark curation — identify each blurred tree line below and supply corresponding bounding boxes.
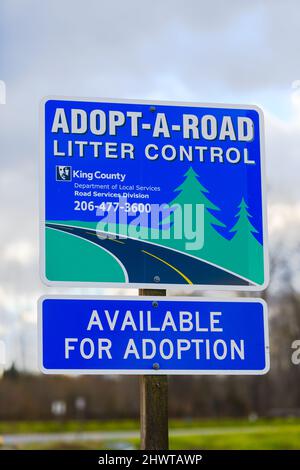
[0,244,300,421]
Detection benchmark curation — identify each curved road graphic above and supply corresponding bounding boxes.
[46,223,252,286]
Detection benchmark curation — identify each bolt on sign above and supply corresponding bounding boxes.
[39,297,269,375]
[40,97,268,290]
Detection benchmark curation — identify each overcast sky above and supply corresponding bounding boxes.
[0,0,300,370]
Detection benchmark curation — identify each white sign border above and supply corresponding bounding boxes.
[39,96,269,291]
[38,296,270,376]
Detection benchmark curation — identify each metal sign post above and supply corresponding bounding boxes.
[139,288,168,450]
[39,96,269,453]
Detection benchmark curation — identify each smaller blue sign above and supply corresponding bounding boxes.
[39,297,269,375]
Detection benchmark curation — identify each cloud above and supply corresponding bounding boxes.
[3,240,35,265]
[265,101,300,203]
[269,203,300,235]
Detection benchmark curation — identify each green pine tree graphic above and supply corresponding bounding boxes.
[157,169,264,285]
[228,197,264,284]
[230,197,258,238]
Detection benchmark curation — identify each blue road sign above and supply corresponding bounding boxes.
[40,97,268,289]
[39,297,269,375]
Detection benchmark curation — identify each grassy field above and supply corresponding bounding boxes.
[1,417,299,434]
[0,419,138,434]
[1,418,300,450]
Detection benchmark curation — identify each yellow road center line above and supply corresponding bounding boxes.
[86,231,108,240]
[86,231,102,236]
[141,250,193,285]
[86,231,125,243]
